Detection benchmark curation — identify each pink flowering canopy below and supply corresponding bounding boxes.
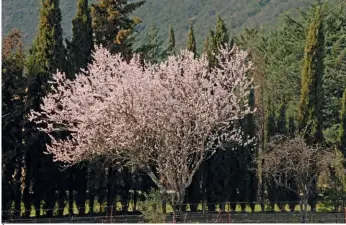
[30,45,254,195]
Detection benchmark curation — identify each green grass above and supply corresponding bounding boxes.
[10,200,336,217]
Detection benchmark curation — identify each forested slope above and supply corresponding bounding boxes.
[2,0,341,49]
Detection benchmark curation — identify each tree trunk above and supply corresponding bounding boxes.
[133,190,138,212]
[121,168,131,213]
[75,167,87,216]
[220,202,226,211]
[68,170,74,217]
[14,164,22,218]
[23,153,32,218]
[171,190,186,223]
[107,168,116,216]
[2,173,12,220]
[33,182,42,218]
[162,197,166,214]
[89,195,95,215]
[300,198,308,223]
[304,202,308,223]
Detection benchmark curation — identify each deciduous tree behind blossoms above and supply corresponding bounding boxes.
[30,45,254,216]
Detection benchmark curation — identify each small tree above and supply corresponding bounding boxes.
[137,23,164,64]
[260,135,336,223]
[187,24,197,57]
[139,188,167,223]
[30,45,254,220]
[167,25,175,55]
[322,175,346,213]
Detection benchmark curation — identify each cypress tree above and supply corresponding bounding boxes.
[238,88,258,212]
[265,104,277,210]
[298,5,325,144]
[167,25,175,55]
[266,106,276,141]
[138,23,164,64]
[67,0,93,77]
[297,5,325,212]
[2,29,26,219]
[25,0,67,217]
[208,30,218,68]
[214,15,229,48]
[26,0,66,78]
[64,1,93,215]
[203,36,209,54]
[205,149,234,212]
[339,89,346,157]
[207,16,230,69]
[187,24,197,57]
[203,35,212,68]
[212,16,230,62]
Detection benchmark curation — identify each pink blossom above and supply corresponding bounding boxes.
[30,45,254,196]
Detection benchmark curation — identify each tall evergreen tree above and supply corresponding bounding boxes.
[26,0,66,78]
[2,29,26,219]
[67,0,93,77]
[91,0,144,59]
[64,0,93,214]
[339,89,346,157]
[167,25,175,55]
[266,105,276,141]
[24,0,67,217]
[214,15,229,48]
[207,16,230,68]
[203,36,209,54]
[187,24,197,57]
[207,30,218,68]
[137,23,164,64]
[297,5,325,211]
[203,22,243,210]
[265,104,277,210]
[298,5,325,144]
[323,5,346,131]
[238,88,258,212]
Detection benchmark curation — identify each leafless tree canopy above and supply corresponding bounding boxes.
[260,135,336,197]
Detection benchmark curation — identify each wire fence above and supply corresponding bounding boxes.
[3,211,346,223]
[3,201,346,223]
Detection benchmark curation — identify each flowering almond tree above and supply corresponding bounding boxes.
[30,45,254,216]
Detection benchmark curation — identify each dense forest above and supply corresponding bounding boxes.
[2,0,346,222]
